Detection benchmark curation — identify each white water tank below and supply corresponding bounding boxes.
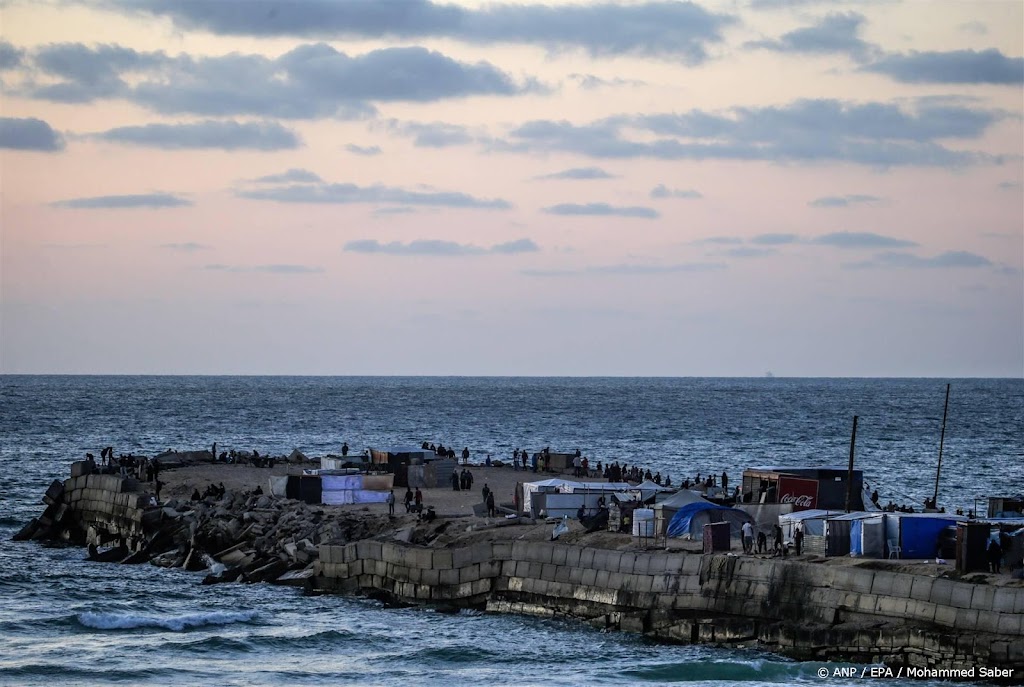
[632,508,655,537]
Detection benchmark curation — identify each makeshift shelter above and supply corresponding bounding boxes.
[779,509,842,545]
[321,474,393,505]
[666,500,754,540]
[742,467,864,511]
[520,479,577,516]
[885,513,965,559]
[635,480,674,501]
[825,512,885,558]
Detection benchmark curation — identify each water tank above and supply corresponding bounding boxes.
[632,508,655,537]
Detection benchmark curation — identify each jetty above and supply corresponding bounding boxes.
[13,453,1024,678]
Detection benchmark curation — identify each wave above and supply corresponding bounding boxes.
[76,609,259,631]
[620,658,831,682]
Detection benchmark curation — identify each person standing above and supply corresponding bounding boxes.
[741,521,754,554]
[342,442,349,456]
[404,487,414,513]
[513,449,520,471]
[773,524,783,555]
[486,491,496,517]
[414,488,423,510]
[452,469,461,491]
[988,537,1003,574]
[462,447,470,464]
[794,524,804,556]
[386,490,396,515]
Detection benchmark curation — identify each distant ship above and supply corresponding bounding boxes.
[765,371,775,378]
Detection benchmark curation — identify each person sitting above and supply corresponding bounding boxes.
[191,488,202,501]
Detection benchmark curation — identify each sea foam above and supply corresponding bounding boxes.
[77,609,258,631]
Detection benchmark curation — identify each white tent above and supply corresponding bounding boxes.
[779,509,843,543]
[521,479,578,516]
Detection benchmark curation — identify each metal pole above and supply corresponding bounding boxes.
[845,415,858,512]
[933,383,950,507]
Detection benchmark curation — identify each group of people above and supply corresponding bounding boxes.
[420,441,471,464]
[191,482,227,501]
[741,522,787,556]
[450,468,475,491]
[85,450,163,483]
[402,486,424,513]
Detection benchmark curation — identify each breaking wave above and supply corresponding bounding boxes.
[77,609,259,631]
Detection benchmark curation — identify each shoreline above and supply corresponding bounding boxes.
[14,458,1024,679]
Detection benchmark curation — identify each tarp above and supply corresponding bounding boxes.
[635,480,674,500]
[779,509,843,542]
[849,516,886,557]
[323,475,361,491]
[361,474,394,491]
[897,514,963,559]
[269,476,289,497]
[521,479,578,516]
[666,503,754,540]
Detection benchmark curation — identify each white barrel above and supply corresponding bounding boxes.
[632,508,655,537]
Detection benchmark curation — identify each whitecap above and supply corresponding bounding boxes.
[77,609,258,631]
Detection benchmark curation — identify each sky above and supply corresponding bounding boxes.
[0,0,1022,377]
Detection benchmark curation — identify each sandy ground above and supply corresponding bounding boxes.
[155,459,1022,585]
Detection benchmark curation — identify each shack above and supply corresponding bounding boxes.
[884,513,966,559]
[825,512,886,558]
[741,467,864,511]
[987,496,1024,518]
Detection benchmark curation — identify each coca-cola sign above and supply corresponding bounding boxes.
[778,476,818,511]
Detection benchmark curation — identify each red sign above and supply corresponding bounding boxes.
[778,477,818,511]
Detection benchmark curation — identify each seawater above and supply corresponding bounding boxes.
[1,376,1020,686]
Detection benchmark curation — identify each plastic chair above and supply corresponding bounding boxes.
[888,539,902,559]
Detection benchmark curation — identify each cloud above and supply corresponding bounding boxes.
[866,49,1024,85]
[844,250,993,270]
[161,242,210,253]
[94,120,300,150]
[251,168,322,183]
[122,1,734,61]
[747,13,873,59]
[373,206,417,216]
[51,193,192,209]
[524,261,726,276]
[751,233,799,245]
[542,202,659,218]
[650,184,702,199]
[809,194,883,207]
[238,181,511,209]
[0,41,23,69]
[536,167,614,180]
[691,236,743,246]
[22,42,528,118]
[346,144,381,156]
[569,74,646,89]
[720,247,776,258]
[344,238,538,256]
[503,99,1003,167]
[811,231,918,249]
[959,21,988,36]
[0,116,65,151]
[205,263,323,274]
[387,121,475,147]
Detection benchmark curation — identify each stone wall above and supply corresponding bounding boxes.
[59,473,152,547]
[317,539,1024,671]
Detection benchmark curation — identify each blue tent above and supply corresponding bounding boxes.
[898,515,961,559]
[666,502,753,539]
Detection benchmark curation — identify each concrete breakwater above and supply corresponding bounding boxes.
[316,539,1024,673]
[14,464,1024,677]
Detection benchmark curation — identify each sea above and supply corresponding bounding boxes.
[1,376,1021,686]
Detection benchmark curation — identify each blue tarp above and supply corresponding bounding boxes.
[900,517,959,559]
[851,520,863,556]
[667,502,733,538]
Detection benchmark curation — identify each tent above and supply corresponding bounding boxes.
[779,509,843,544]
[521,479,578,516]
[635,480,674,501]
[885,513,965,559]
[666,500,754,540]
[826,512,885,558]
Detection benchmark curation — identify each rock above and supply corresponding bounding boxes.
[12,518,39,542]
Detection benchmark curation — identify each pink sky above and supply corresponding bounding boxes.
[1,0,1022,376]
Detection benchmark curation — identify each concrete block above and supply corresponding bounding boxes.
[501,560,517,577]
[996,613,1021,637]
[421,568,439,586]
[581,568,597,586]
[578,548,595,568]
[541,563,558,581]
[590,549,609,570]
[409,548,433,570]
[432,550,453,569]
[551,546,567,566]
[992,588,1016,614]
[528,561,544,579]
[929,578,955,607]
[949,583,973,609]
[460,564,481,584]
[617,552,636,574]
[604,551,622,572]
[971,585,994,609]
[909,576,933,601]
[933,603,957,628]
[606,571,624,590]
[564,546,581,568]
[554,565,571,584]
[492,541,512,560]
[567,566,583,584]
[680,554,701,575]
[439,568,460,586]
[954,608,979,633]
[452,546,474,568]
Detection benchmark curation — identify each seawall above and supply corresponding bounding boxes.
[316,539,1024,673]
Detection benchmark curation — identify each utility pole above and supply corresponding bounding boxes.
[845,415,858,512]
[933,383,951,508]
